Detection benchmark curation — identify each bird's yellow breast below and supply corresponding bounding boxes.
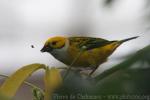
[67,41,120,68]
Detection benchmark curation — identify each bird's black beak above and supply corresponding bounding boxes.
[40,46,53,53]
[41,47,46,52]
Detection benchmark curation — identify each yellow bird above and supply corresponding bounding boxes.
[41,36,138,75]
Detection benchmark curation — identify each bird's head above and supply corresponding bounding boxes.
[41,36,67,53]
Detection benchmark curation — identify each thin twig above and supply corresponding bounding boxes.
[63,47,85,80]
[57,67,68,70]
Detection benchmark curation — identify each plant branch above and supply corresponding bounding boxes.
[63,47,86,80]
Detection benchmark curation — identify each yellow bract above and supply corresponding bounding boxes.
[44,67,62,100]
[0,64,62,100]
[0,64,46,98]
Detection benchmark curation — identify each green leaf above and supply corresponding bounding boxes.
[0,63,46,99]
[32,88,44,100]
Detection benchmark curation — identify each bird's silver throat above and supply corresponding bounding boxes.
[50,39,69,62]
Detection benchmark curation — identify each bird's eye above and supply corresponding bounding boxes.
[51,41,57,45]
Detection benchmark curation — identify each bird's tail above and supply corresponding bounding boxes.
[119,36,139,43]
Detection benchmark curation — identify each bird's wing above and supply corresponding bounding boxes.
[69,37,116,50]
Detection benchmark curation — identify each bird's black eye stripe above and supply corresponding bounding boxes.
[51,41,57,45]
